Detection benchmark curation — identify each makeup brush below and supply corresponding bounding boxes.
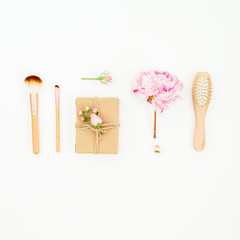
[24,75,42,154]
[55,85,60,152]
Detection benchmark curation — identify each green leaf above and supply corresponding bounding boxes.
[83,118,87,122]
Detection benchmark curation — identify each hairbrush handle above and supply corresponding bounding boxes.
[193,113,206,151]
[31,115,39,154]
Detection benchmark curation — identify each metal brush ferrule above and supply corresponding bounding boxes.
[30,93,38,116]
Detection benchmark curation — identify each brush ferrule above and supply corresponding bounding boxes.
[55,87,59,108]
[30,93,38,116]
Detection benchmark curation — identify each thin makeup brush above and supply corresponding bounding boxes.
[24,75,42,154]
[55,85,60,152]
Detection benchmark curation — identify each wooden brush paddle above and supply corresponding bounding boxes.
[192,72,212,151]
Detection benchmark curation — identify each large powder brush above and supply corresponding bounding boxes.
[192,72,212,151]
[24,75,42,154]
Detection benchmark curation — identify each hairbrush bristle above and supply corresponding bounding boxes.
[24,75,42,93]
[193,75,212,107]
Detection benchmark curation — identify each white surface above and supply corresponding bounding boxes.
[0,0,240,239]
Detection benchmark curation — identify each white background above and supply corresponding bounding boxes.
[0,0,240,239]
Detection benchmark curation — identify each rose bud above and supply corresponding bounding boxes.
[154,145,160,153]
[91,107,97,113]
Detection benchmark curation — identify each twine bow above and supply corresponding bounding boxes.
[75,97,120,154]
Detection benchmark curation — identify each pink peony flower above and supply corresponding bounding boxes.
[77,110,82,115]
[91,107,97,113]
[79,115,84,121]
[90,114,102,127]
[132,70,183,112]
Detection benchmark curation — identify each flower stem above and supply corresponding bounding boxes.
[81,78,100,80]
[154,111,157,138]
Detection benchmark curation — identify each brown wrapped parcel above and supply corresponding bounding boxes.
[75,97,119,154]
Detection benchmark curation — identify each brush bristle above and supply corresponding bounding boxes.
[24,75,42,93]
[193,74,212,107]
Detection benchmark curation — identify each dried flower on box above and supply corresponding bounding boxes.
[132,70,183,138]
[81,71,112,85]
[77,106,104,134]
[91,107,97,113]
[90,113,102,127]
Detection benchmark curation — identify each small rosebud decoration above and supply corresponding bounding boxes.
[77,106,104,133]
[154,145,160,153]
[90,114,102,128]
[91,107,97,113]
[81,71,112,85]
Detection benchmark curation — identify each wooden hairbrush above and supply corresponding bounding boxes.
[192,72,212,151]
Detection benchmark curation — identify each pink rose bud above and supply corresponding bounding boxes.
[103,74,112,82]
[77,110,82,115]
[85,106,89,111]
[154,145,160,153]
[90,114,102,127]
[79,116,84,121]
[91,107,97,113]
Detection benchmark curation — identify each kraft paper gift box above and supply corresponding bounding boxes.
[75,97,119,154]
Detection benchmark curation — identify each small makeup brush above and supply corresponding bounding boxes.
[24,75,42,154]
[55,85,60,152]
